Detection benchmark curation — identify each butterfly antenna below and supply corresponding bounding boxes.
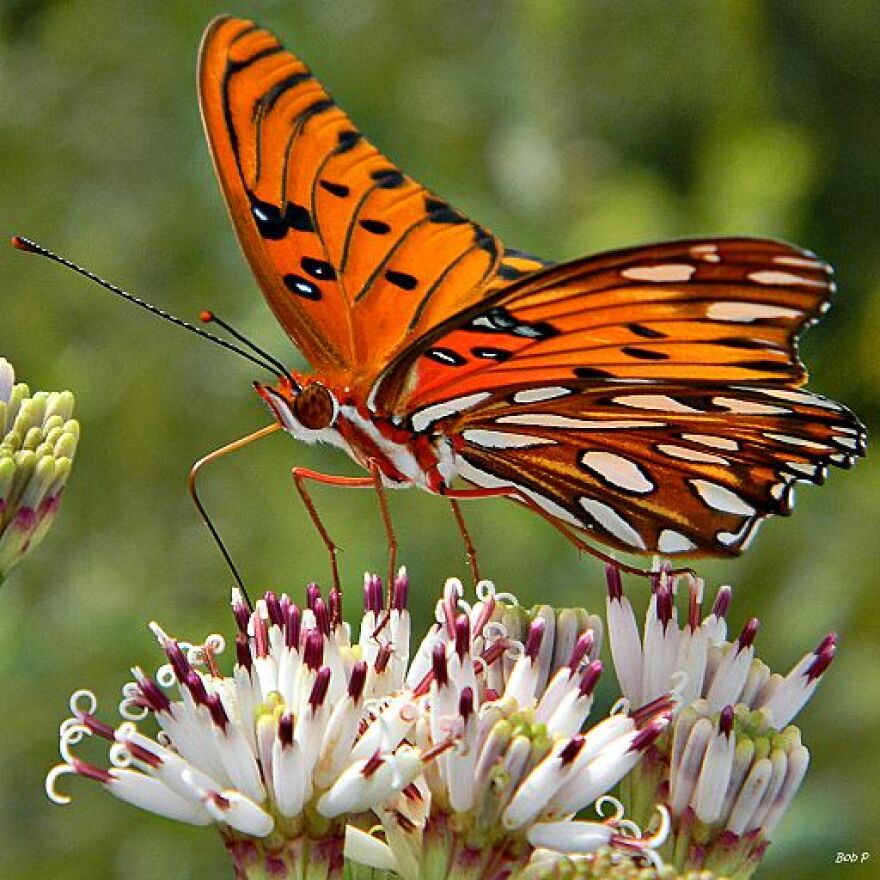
[200,310,295,386]
[11,236,282,378]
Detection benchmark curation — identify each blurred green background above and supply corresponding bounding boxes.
[1,1,877,877]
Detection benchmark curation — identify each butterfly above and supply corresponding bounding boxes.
[197,15,865,573]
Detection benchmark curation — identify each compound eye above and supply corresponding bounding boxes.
[292,384,337,430]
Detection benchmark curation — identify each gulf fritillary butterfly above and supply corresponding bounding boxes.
[195,15,863,568]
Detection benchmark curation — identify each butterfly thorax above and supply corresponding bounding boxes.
[256,377,456,493]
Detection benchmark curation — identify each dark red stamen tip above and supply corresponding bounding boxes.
[392,569,409,611]
[712,586,732,619]
[807,645,835,680]
[235,633,253,672]
[362,749,384,778]
[524,618,545,660]
[567,630,595,671]
[136,673,172,713]
[459,686,474,721]
[278,712,294,747]
[432,643,449,688]
[199,309,215,323]
[313,597,330,636]
[78,713,116,741]
[719,705,735,737]
[285,604,301,649]
[737,617,760,652]
[579,660,603,697]
[559,734,586,765]
[265,592,283,628]
[253,613,270,659]
[303,629,324,670]
[165,639,192,683]
[309,666,331,709]
[71,757,112,785]
[454,614,470,661]
[364,574,382,614]
[375,643,393,674]
[815,632,838,655]
[348,660,367,701]
[629,718,668,752]
[655,585,673,628]
[206,693,229,730]
[185,671,210,706]
[605,563,623,601]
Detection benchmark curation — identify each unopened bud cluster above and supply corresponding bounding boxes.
[0,358,78,581]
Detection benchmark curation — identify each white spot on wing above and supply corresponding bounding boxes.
[716,518,762,551]
[834,435,860,450]
[498,414,666,430]
[579,498,646,549]
[773,255,820,269]
[657,444,729,465]
[621,264,696,282]
[711,397,790,415]
[748,270,824,287]
[658,529,697,554]
[581,451,654,494]
[742,387,839,410]
[512,386,573,404]
[455,458,582,527]
[411,392,491,432]
[680,433,740,452]
[706,302,802,323]
[690,244,721,263]
[461,429,556,449]
[612,394,700,414]
[763,432,831,451]
[690,479,756,516]
[784,461,817,477]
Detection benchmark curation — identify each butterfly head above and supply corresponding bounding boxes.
[254,375,339,441]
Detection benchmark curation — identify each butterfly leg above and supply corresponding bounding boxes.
[448,499,482,584]
[444,484,693,580]
[189,422,282,608]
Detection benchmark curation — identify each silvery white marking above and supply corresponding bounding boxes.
[580,452,654,494]
[690,244,721,263]
[690,480,756,516]
[742,386,839,410]
[747,270,824,287]
[657,444,729,466]
[512,386,573,404]
[710,397,790,416]
[579,498,646,549]
[680,433,740,452]
[773,254,820,269]
[410,392,491,432]
[621,264,696,282]
[461,429,556,449]
[763,432,830,450]
[706,302,801,322]
[499,413,666,430]
[657,529,697,554]
[612,394,701,414]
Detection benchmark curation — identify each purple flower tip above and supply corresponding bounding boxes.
[524,617,546,660]
[629,718,668,753]
[737,617,760,652]
[816,632,838,655]
[206,692,229,730]
[265,592,283,628]
[605,563,623,601]
[459,686,474,721]
[579,660,602,697]
[719,705,735,737]
[568,630,594,671]
[185,671,209,706]
[309,666,331,708]
[392,569,409,611]
[559,734,586,765]
[348,660,367,701]
[655,585,673,628]
[278,711,294,747]
[454,614,471,661]
[432,643,449,688]
[712,586,732,619]
[807,644,835,681]
[306,582,321,610]
[313,597,330,636]
[235,633,253,672]
[303,629,324,670]
[285,604,301,649]
[364,573,383,614]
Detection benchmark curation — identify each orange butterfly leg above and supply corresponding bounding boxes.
[189,422,282,607]
[448,499,482,585]
[444,484,694,581]
[291,460,397,594]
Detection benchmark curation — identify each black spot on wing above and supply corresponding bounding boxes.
[284,202,314,231]
[249,195,289,240]
[283,274,321,300]
[425,197,467,224]
[573,366,614,379]
[360,219,390,235]
[301,257,336,281]
[297,98,335,124]
[472,347,512,361]
[467,306,558,340]
[334,129,362,153]
[425,348,467,367]
[254,72,313,119]
[385,270,418,291]
[473,225,498,259]
[497,263,526,281]
[622,346,669,361]
[319,180,350,197]
[628,323,667,339]
[371,168,405,188]
[735,359,792,373]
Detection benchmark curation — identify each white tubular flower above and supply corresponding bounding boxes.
[364,578,670,880]
[47,572,420,880]
[607,565,835,880]
[0,357,78,582]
